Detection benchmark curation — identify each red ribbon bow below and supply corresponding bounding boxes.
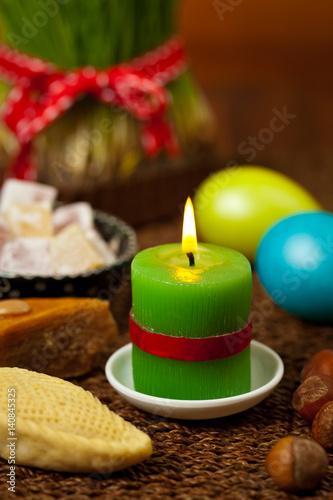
[0,37,186,180]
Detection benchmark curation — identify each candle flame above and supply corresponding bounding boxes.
[182,197,198,253]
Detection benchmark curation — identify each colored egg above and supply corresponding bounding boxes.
[255,212,333,322]
[193,166,321,261]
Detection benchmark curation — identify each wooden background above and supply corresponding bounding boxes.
[180,0,333,84]
[177,0,333,212]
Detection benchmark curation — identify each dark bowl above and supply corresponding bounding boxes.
[0,210,137,327]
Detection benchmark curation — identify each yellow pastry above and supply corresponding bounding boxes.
[0,367,152,472]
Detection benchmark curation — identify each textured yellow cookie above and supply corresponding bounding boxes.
[0,368,152,473]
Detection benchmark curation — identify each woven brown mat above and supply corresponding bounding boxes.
[1,217,333,500]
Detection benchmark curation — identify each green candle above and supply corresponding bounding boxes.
[132,244,251,336]
[131,200,252,400]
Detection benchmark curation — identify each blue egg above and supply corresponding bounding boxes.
[255,212,333,322]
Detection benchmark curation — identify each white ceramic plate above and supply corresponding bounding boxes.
[105,341,284,420]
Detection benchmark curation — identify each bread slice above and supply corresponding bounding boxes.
[0,298,117,378]
[0,367,152,472]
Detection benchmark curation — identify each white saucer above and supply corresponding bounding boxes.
[105,341,284,420]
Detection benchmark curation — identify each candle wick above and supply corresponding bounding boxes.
[187,252,195,267]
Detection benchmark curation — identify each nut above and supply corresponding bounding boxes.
[292,375,333,423]
[301,350,333,381]
[312,401,333,449]
[0,299,31,316]
[265,436,328,491]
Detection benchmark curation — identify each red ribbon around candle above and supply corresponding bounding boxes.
[0,37,187,180]
[130,312,252,362]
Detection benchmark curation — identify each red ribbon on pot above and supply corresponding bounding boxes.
[0,37,187,180]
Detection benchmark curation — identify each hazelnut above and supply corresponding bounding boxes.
[312,401,333,449]
[265,436,328,491]
[301,349,333,381]
[292,374,333,423]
